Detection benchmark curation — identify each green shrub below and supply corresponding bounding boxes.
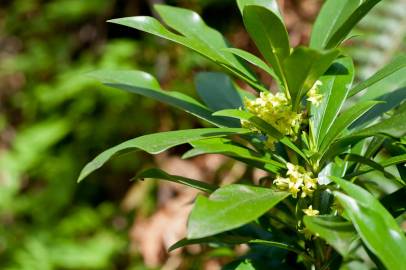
[81,0,406,269]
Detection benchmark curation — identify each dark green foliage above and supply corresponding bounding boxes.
[80,0,406,269]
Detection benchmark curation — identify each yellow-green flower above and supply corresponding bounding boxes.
[303,205,319,216]
[274,176,290,189]
[307,80,323,106]
[273,163,318,198]
[243,92,302,148]
[301,173,318,198]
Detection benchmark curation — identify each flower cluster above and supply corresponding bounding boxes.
[274,163,318,198]
[242,92,302,146]
[306,80,323,106]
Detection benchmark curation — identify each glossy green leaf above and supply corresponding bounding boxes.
[310,0,361,49]
[351,87,406,128]
[184,138,284,173]
[168,235,250,252]
[283,47,339,110]
[319,101,379,152]
[342,153,401,182]
[242,5,290,83]
[154,5,253,79]
[213,109,283,139]
[195,72,243,112]
[303,215,358,257]
[135,168,217,193]
[78,128,249,182]
[325,0,382,49]
[354,109,406,138]
[237,0,281,16]
[350,153,406,178]
[107,12,259,87]
[169,236,300,254]
[88,70,234,127]
[248,239,306,255]
[321,109,406,163]
[311,57,355,147]
[213,109,308,160]
[331,177,406,270]
[349,55,406,97]
[280,137,309,163]
[223,48,278,82]
[187,184,289,238]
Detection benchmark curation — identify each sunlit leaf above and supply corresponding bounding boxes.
[187,184,289,238]
[78,128,249,182]
[223,48,278,82]
[319,101,379,153]
[88,70,235,127]
[283,47,339,110]
[242,5,289,84]
[325,0,382,48]
[311,57,354,147]
[183,138,284,173]
[304,215,358,257]
[331,176,406,270]
[349,55,406,97]
[108,11,260,88]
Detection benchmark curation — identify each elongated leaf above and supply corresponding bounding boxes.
[325,0,382,49]
[349,55,406,97]
[107,14,260,88]
[169,236,300,254]
[242,5,290,83]
[333,174,405,230]
[350,153,406,178]
[303,216,358,257]
[323,135,403,166]
[342,153,401,182]
[195,72,243,112]
[283,47,339,109]
[249,239,306,255]
[213,109,283,139]
[88,70,234,127]
[351,87,406,128]
[331,177,406,270]
[319,101,379,152]
[154,5,254,80]
[310,0,361,49]
[223,48,278,81]
[280,137,309,162]
[237,0,281,16]
[78,128,249,182]
[184,138,284,173]
[354,109,406,138]
[187,184,289,238]
[321,110,406,163]
[135,168,217,193]
[311,57,354,147]
[354,66,406,103]
[169,235,250,252]
[213,109,308,160]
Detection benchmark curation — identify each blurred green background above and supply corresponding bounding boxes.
[0,1,244,269]
[0,0,404,269]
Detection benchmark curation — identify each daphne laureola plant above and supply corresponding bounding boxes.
[78,0,406,269]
